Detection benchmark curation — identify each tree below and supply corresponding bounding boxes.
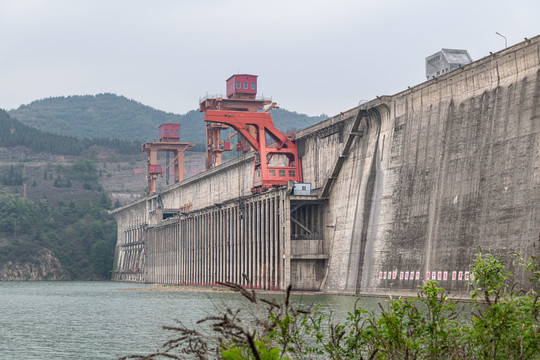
[0,189,118,280]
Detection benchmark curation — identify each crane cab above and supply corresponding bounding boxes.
[226,74,257,99]
[159,124,181,142]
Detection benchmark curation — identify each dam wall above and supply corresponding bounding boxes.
[319,36,540,296]
[112,36,540,297]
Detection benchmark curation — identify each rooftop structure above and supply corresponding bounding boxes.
[425,48,472,79]
[226,74,258,99]
[199,73,275,112]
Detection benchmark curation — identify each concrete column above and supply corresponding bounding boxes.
[262,198,268,289]
[212,210,217,285]
[188,217,193,284]
[147,228,152,283]
[226,207,230,282]
[164,229,167,283]
[172,226,176,284]
[158,228,165,284]
[180,220,184,284]
[146,229,150,282]
[158,229,162,284]
[221,207,225,283]
[176,223,179,284]
[205,212,209,284]
[158,229,161,283]
[217,208,222,284]
[148,228,153,283]
[253,200,257,287]
[282,192,291,289]
[182,219,187,284]
[248,202,254,286]
[269,198,275,289]
[214,209,218,285]
[193,216,197,284]
[200,213,204,285]
[213,210,217,285]
[223,206,232,281]
[185,218,189,283]
[268,197,273,289]
[240,204,246,286]
[260,199,264,288]
[196,214,200,285]
[274,195,279,289]
[230,207,235,282]
[231,206,235,283]
[253,201,258,287]
[226,207,231,283]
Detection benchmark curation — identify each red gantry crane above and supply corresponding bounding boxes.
[200,74,302,193]
[204,110,302,193]
[142,123,195,194]
[200,74,277,169]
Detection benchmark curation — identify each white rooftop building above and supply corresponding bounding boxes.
[426,49,472,79]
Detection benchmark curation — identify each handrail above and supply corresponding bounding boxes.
[199,94,273,103]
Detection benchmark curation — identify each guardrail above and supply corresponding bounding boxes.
[199,94,273,103]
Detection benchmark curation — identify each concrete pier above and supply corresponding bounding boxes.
[144,189,286,289]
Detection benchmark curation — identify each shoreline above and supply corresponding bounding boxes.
[118,283,474,302]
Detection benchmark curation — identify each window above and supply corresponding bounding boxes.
[279,170,286,177]
[251,82,255,90]
[165,129,168,135]
[269,169,276,176]
[236,81,241,89]
[289,170,295,177]
[175,129,179,135]
[244,82,248,89]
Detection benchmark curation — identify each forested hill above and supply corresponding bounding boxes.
[9,94,327,147]
[0,110,141,280]
[0,109,139,155]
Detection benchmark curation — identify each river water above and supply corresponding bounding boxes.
[0,281,385,359]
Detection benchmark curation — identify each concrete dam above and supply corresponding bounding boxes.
[111,36,540,297]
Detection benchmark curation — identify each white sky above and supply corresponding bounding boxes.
[1,0,539,117]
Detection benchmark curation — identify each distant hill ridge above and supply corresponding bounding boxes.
[0,109,139,156]
[8,94,327,149]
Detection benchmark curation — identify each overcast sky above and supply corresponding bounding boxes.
[1,0,539,117]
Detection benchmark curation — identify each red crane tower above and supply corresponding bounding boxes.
[142,123,195,194]
[200,74,278,169]
[204,110,302,193]
[200,75,302,193]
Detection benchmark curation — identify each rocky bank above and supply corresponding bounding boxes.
[0,249,70,281]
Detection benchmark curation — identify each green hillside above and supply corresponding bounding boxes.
[9,94,327,149]
[0,109,139,155]
[9,94,183,142]
[0,110,142,280]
